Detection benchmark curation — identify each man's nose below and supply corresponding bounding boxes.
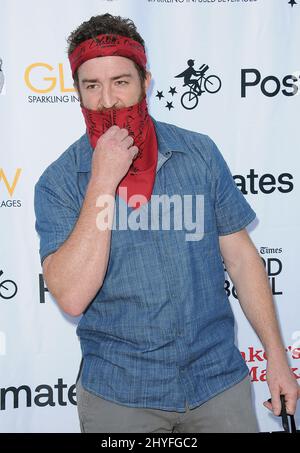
[100,85,117,109]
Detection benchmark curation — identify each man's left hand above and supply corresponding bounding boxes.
[263,359,300,416]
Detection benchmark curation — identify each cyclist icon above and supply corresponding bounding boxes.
[175,59,221,110]
[0,270,18,300]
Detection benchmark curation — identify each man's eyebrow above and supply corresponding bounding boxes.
[81,74,133,84]
[111,73,133,81]
[81,78,99,84]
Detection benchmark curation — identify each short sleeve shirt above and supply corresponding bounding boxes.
[34,118,256,411]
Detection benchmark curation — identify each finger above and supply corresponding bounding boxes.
[115,128,129,141]
[270,392,282,416]
[123,135,134,148]
[129,146,139,159]
[105,125,120,136]
[285,392,298,415]
[263,400,273,412]
[121,132,134,142]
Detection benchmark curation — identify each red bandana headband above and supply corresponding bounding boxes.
[69,34,147,77]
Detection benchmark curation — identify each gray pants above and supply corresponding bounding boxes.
[76,375,259,433]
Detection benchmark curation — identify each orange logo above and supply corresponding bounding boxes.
[24,63,75,94]
[0,169,22,197]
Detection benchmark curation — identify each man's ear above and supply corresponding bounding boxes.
[144,71,152,92]
[73,82,79,96]
[73,82,83,104]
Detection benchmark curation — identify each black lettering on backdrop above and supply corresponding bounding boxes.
[241,69,299,97]
[233,170,294,195]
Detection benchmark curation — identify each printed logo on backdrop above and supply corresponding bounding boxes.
[146,0,297,6]
[224,246,284,301]
[0,270,18,301]
[146,0,262,7]
[156,59,222,111]
[39,273,50,304]
[233,169,294,195]
[0,378,77,410]
[288,0,297,8]
[241,343,300,384]
[24,63,79,104]
[0,58,5,95]
[241,69,300,97]
[0,168,22,208]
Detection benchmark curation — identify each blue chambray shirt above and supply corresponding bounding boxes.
[34,118,256,411]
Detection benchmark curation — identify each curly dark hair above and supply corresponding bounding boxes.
[67,14,147,86]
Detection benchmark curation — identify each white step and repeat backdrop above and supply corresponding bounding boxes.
[0,0,299,433]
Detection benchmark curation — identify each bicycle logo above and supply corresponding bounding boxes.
[0,270,18,299]
[175,59,221,110]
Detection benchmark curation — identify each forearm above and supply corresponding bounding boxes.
[227,246,287,361]
[45,177,116,316]
[221,230,299,415]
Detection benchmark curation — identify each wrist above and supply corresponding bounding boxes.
[88,174,118,195]
[265,345,288,363]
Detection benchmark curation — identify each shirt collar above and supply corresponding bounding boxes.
[75,116,184,173]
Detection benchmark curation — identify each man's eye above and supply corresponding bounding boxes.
[115,80,128,86]
[86,84,98,89]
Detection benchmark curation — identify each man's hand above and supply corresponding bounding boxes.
[263,357,300,416]
[91,125,139,188]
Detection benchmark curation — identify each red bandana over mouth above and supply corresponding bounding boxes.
[69,34,158,208]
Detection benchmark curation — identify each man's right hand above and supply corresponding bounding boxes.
[91,125,139,189]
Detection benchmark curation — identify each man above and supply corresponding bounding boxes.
[34,14,299,433]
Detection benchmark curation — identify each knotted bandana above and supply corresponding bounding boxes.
[81,97,157,208]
